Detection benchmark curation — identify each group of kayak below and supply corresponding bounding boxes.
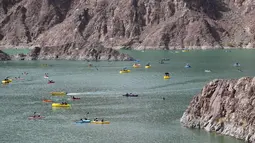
[43,92,81,107]
[2,72,29,84]
[132,63,151,68]
[44,73,56,84]
[120,63,172,79]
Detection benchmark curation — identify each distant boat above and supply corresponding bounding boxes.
[185,64,191,68]
[233,63,241,67]
[204,70,211,73]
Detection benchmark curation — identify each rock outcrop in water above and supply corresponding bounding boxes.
[0,50,10,60]
[181,77,255,142]
[0,0,254,51]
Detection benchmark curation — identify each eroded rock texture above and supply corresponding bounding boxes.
[181,77,255,142]
[0,0,254,50]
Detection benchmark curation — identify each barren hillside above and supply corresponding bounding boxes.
[0,0,254,50]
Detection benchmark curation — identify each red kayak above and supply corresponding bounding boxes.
[28,116,45,120]
[48,81,55,84]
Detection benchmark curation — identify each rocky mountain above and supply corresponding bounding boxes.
[181,77,255,142]
[0,0,254,51]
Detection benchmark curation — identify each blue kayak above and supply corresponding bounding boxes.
[76,120,91,123]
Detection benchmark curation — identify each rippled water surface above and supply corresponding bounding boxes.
[1,49,253,143]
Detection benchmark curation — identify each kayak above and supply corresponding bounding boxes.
[71,97,80,100]
[2,79,12,84]
[133,64,141,68]
[182,50,188,52]
[145,65,151,68]
[120,70,130,73]
[51,92,66,96]
[43,99,52,103]
[52,103,71,107]
[44,76,49,79]
[123,94,138,97]
[28,116,45,120]
[48,81,55,84]
[91,121,110,124]
[204,70,211,73]
[76,120,91,123]
[164,76,170,79]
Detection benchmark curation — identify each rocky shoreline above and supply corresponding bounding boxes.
[0,43,134,61]
[0,50,11,60]
[180,77,255,142]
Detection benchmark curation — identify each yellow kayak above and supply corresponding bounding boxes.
[133,64,141,68]
[182,50,189,52]
[2,79,12,84]
[164,76,171,79]
[120,70,131,73]
[52,103,71,107]
[91,121,110,124]
[145,65,151,68]
[51,92,66,96]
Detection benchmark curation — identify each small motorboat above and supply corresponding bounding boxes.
[123,93,138,97]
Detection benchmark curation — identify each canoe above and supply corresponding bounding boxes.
[164,76,170,79]
[43,99,52,103]
[91,121,110,124]
[51,92,66,96]
[28,116,45,120]
[145,65,151,68]
[76,120,91,123]
[119,70,130,73]
[52,103,71,107]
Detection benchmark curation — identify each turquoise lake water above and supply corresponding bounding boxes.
[1,49,253,143]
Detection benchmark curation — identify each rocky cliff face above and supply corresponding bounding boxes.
[0,0,254,51]
[0,50,10,60]
[181,77,255,142]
